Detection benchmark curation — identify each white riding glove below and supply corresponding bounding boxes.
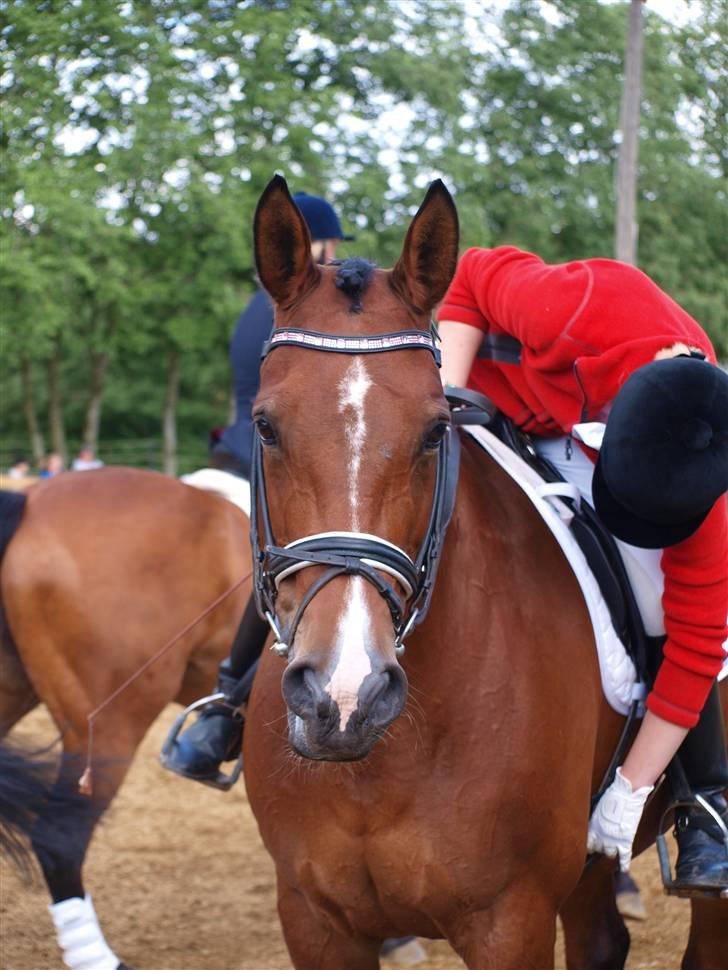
[587,766,653,872]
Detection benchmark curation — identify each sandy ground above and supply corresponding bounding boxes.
[1,707,692,970]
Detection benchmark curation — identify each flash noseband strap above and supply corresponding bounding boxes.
[262,327,441,366]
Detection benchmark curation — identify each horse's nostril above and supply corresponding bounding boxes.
[362,664,408,728]
[282,661,331,720]
[304,667,322,695]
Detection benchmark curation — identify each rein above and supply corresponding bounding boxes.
[251,325,459,658]
[78,571,251,795]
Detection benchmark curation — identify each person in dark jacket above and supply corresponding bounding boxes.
[163,192,353,782]
[210,192,353,479]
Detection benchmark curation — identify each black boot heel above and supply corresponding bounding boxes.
[159,692,244,791]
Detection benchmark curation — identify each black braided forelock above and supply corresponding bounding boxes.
[332,257,377,313]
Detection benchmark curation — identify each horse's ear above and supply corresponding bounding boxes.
[254,175,318,307]
[390,180,459,314]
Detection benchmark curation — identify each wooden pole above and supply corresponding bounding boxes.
[615,0,645,265]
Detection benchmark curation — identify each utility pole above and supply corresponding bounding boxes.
[615,0,645,265]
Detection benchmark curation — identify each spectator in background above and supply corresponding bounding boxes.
[71,446,104,471]
[7,455,30,479]
[165,191,355,775]
[39,452,65,478]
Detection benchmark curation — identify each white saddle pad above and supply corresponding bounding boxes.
[464,426,644,715]
[180,468,251,517]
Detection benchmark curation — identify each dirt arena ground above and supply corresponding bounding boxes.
[1,707,692,970]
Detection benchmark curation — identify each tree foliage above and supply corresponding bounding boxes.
[1,0,725,470]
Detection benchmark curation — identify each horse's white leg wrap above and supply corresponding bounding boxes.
[49,895,120,970]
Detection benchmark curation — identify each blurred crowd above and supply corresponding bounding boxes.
[4,447,104,482]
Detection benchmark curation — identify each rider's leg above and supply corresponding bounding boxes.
[226,592,271,680]
[162,594,269,784]
[671,682,728,889]
[534,434,728,890]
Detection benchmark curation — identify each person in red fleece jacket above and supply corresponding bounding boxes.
[437,245,728,892]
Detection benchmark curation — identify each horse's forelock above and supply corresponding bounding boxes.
[333,258,377,314]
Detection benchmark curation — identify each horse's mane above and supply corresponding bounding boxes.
[332,257,377,313]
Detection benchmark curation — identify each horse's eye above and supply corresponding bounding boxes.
[255,417,278,446]
[423,421,449,451]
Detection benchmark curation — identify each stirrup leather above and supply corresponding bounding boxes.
[159,692,243,792]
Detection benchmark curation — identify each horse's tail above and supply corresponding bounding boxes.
[0,489,27,563]
[0,740,97,876]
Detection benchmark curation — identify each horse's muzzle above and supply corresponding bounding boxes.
[281,660,408,761]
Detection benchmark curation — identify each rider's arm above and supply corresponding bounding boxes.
[620,711,690,790]
[650,500,728,727]
[438,321,482,388]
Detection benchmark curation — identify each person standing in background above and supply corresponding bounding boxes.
[6,455,30,479]
[71,446,104,471]
[39,452,65,478]
[210,191,353,479]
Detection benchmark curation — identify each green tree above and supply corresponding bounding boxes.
[434,0,727,353]
[2,0,725,473]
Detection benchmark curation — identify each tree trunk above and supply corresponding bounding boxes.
[46,340,67,466]
[162,348,180,477]
[615,0,644,265]
[81,350,110,452]
[19,355,45,466]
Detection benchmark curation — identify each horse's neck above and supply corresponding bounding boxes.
[408,438,597,702]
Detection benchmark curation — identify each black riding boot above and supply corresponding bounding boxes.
[671,683,728,891]
[160,595,269,789]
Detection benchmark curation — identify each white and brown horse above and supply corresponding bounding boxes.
[0,469,251,968]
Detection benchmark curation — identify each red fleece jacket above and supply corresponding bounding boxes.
[437,246,728,728]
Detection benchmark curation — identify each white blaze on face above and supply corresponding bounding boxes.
[325,359,375,730]
[325,577,374,730]
[337,358,373,531]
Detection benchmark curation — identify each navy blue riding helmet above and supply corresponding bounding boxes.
[292,192,355,241]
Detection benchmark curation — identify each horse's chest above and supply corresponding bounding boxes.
[283,814,473,932]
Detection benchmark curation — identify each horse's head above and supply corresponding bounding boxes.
[252,175,459,760]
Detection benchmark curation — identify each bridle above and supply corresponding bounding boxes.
[250,325,461,659]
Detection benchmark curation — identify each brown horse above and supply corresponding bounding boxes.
[242,176,728,969]
[0,467,251,969]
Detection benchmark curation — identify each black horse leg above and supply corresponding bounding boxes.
[32,773,102,901]
[31,754,131,970]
